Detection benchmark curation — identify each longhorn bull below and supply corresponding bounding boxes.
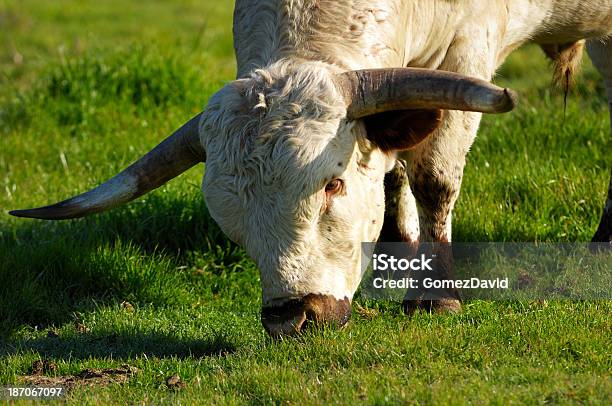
[11,1,612,336]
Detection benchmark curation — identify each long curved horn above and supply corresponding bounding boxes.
[10,113,205,220]
[337,68,518,119]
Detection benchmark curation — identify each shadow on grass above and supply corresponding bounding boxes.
[0,193,242,336]
[1,329,236,360]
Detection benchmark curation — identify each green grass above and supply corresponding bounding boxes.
[1,1,611,404]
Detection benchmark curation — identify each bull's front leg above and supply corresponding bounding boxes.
[380,160,420,248]
[407,110,482,242]
[400,109,483,313]
[587,39,612,245]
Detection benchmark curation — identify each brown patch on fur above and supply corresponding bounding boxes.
[541,41,585,109]
[379,213,419,246]
[410,171,456,241]
[379,161,418,247]
[261,294,350,336]
[364,109,443,152]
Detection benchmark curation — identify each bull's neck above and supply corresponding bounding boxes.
[233,0,468,77]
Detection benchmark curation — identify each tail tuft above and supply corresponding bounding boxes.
[541,41,585,109]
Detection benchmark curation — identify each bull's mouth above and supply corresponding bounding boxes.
[261,293,351,337]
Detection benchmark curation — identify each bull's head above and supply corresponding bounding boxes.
[10,61,516,336]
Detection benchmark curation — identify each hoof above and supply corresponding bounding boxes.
[402,298,461,315]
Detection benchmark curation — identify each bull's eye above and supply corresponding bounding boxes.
[325,179,344,195]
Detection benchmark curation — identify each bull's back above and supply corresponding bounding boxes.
[231,0,612,78]
[232,0,408,76]
[530,0,612,43]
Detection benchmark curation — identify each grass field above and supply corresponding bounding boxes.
[1,0,611,404]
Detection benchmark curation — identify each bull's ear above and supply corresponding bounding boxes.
[362,109,443,152]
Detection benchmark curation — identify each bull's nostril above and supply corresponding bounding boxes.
[261,294,351,337]
[261,300,307,337]
[293,313,308,333]
[304,307,318,322]
[261,311,307,337]
[301,307,319,330]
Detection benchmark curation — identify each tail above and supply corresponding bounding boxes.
[541,40,585,109]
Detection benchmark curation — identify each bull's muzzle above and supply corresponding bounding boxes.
[261,294,351,337]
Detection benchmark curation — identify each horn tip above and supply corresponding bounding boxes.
[9,208,49,219]
[503,88,519,111]
[8,205,82,220]
[9,209,31,218]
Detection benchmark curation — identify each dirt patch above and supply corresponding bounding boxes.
[74,322,90,333]
[166,373,185,390]
[517,271,535,289]
[120,301,135,313]
[46,329,59,338]
[21,362,139,389]
[30,360,57,375]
